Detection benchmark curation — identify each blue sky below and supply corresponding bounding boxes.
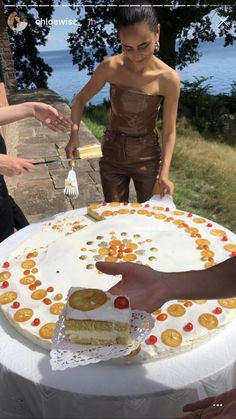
[35,6,224,52]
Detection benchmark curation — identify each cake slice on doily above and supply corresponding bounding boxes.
[65,288,131,345]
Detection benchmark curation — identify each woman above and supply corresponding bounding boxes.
[0,101,69,242]
[65,2,180,202]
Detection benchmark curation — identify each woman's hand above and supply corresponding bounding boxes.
[65,138,79,159]
[156,173,174,197]
[180,389,236,419]
[96,262,171,312]
[0,154,34,177]
[32,103,70,132]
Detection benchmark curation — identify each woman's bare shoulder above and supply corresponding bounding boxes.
[97,55,124,82]
[158,60,180,85]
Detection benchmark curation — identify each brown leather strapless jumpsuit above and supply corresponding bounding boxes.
[99,84,163,203]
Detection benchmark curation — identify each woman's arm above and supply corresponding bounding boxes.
[154,71,180,197]
[65,59,110,158]
[0,102,69,132]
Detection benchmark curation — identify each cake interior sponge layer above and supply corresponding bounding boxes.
[65,319,130,345]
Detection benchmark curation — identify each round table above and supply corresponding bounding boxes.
[0,207,236,419]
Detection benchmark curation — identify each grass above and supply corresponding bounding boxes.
[83,106,236,233]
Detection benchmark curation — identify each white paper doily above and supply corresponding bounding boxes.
[50,310,155,370]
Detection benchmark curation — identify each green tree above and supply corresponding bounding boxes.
[66,0,236,72]
[2,0,54,88]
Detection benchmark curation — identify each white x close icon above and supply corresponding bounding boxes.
[218,15,229,28]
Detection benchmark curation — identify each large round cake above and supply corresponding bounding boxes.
[0,202,236,362]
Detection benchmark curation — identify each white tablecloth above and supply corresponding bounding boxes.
[1,203,236,419]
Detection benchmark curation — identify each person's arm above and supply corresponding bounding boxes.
[96,257,236,312]
[0,154,34,177]
[65,59,109,158]
[152,71,180,197]
[0,102,69,132]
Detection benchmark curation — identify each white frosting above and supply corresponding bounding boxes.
[1,208,236,360]
[66,287,130,322]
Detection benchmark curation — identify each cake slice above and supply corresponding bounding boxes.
[65,288,131,345]
[77,144,102,160]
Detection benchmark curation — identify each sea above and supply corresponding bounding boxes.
[40,37,236,105]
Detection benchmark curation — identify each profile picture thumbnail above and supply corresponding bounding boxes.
[7,11,28,33]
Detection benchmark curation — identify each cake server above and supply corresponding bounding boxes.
[33,157,81,166]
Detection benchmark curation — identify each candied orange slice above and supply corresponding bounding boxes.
[137,209,149,215]
[193,300,207,304]
[125,243,138,250]
[172,210,185,216]
[69,289,108,311]
[98,247,109,255]
[210,229,226,237]
[224,244,236,253]
[167,304,186,317]
[192,218,206,224]
[50,303,65,315]
[154,213,166,220]
[39,323,56,339]
[54,293,63,301]
[20,275,35,285]
[110,240,122,246]
[101,210,113,217]
[31,289,47,300]
[104,256,118,262]
[123,253,137,262]
[185,227,199,234]
[0,271,11,282]
[198,313,218,329]
[21,259,36,269]
[201,250,215,259]
[0,291,17,304]
[195,238,211,249]
[118,209,129,214]
[204,261,216,269]
[14,308,33,322]
[161,329,182,347]
[218,298,236,308]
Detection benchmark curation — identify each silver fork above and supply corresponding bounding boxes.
[64,160,79,198]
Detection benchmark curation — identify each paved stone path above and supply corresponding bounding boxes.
[5,88,136,223]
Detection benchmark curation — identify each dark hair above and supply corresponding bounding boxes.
[116,1,158,32]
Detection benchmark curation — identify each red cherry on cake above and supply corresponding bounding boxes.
[184,322,193,332]
[165,207,170,212]
[207,223,213,227]
[144,204,150,208]
[114,296,129,309]
[231,252,236,257]
[102,201,107,206]
[12,301,20,309]
[213,307,222,315]
[222,236,228,241]
[187,213,193,217]
[147,335,157,345]
[2,261,10,268]
[33,318,40,326]
[2,281,9,288]
[123,202,128,205]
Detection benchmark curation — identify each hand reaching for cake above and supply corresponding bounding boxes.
[96,256,236,313]
[96,262,171,312]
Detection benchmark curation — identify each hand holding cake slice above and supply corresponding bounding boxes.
[65,288,131,345]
